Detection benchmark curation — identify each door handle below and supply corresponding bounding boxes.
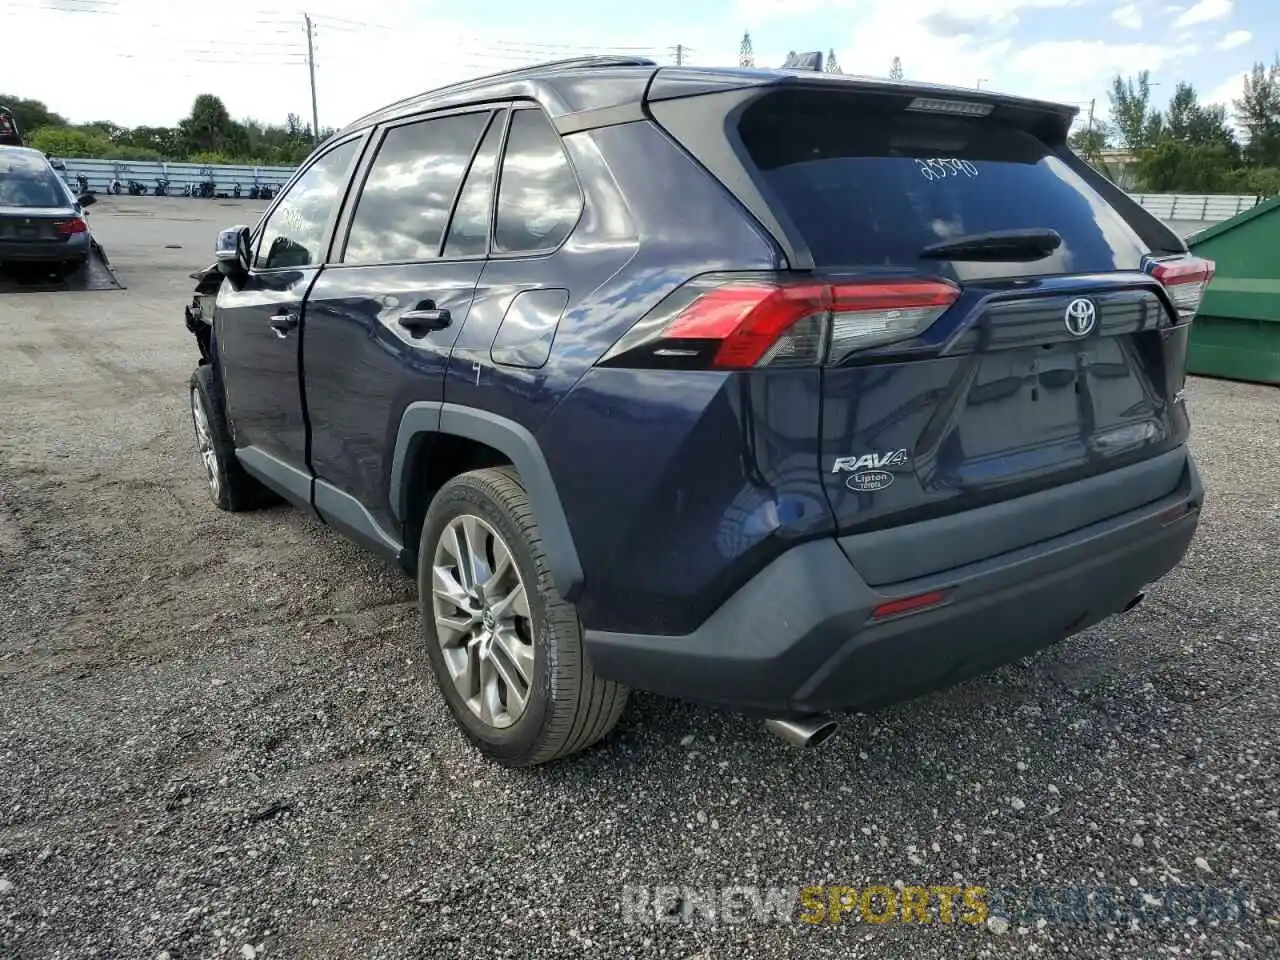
[398,306,451,335]
[269,311,299,338]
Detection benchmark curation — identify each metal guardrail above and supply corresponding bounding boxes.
[53,157,295,195]
[37,157,1268,226]
[1129,194,1261,222]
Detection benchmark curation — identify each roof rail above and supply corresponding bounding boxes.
[342,55,658,133]
[522,55,658,71]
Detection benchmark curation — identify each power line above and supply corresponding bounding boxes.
[307,13,667,52]
[0,1,301,33]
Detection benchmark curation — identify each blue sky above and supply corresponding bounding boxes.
[1,0,1272,134]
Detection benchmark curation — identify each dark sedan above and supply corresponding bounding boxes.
[0,145,96,276]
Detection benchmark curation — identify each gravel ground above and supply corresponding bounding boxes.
[1,196,1277,959]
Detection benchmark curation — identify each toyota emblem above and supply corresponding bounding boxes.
[1064,298,1097,337]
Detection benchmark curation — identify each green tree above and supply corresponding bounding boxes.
[1187,103,1238,149]
[1165,82,1198,140]
[1233,56,1280,167]
[103,144,166,162]
[0,94,67,137]
[1134,140,1239,192]
[77,120,127,143]
[26,126,111,158]
[1165,82,1238,152]
[1069,121,1111,163]
[889,56,903,81]
[118,125,183,158]
[177,94,248,156]
[1240,166,1280,197]
[1109,71,1164,151]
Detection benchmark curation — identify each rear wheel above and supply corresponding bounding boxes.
[60,258,87,280]
[419,467,628,766]
[189,365,278,512]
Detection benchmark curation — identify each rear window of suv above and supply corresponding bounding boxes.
[737,89,1149,280]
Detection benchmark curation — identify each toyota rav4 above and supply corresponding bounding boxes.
[184,57,1208,766]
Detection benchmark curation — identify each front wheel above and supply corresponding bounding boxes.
[419,467,628,766]
[189,366,278,512]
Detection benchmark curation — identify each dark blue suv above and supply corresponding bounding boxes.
[185,56,1209,766]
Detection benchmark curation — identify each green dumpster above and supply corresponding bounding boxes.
[1185,194,1280,385]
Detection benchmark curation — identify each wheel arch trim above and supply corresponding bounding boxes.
[390,401,585,602]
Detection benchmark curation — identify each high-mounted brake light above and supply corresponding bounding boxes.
[598,274,961,370]
[905,97,994,117]
[54,218,87,237]
[1147,255,1214,322]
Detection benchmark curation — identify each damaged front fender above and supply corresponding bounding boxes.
[185,262,221,364]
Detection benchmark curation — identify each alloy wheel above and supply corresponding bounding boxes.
[431,514,535,729]
[190,387,220,500]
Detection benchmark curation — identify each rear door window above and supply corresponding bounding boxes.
[342,110,491,265]
[737,90,1149,279]
[442,110,505,259]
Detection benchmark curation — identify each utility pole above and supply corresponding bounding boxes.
[1086,97,1095,134]
[675,43,684,66]
[305,14,320,144]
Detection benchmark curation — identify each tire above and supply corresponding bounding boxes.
[189,365,278,512]
[60,258,87,280]
[419,467,628,766]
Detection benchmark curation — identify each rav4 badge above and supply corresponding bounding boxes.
[831,449,909,473]
[832,449,908,494]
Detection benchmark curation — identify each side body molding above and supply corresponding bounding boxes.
[389,401,585,602]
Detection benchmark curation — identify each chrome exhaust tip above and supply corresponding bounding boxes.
[764,715,840,749]
[1123,590,1146,613]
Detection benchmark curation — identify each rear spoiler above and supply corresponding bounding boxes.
[644,69,1079,138]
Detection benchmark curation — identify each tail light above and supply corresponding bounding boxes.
[54,218,87,237]
[597,273,961,370]
[1147,255,1214,322]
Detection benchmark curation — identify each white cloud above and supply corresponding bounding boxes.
[1112,3,1142,28]
[1205,72,1246,109]
[1204,71,1247,135]
[1173,0,1232,28]
[2,0,714,127]
[0,0,1202,133]
[1216,29,1251,50]
[735,0,849,22]
[820,0,1183,116]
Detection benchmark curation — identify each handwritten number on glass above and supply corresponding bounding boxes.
[915,158,979,181]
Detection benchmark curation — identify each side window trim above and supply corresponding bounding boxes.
[250,131,368,274]
[439,108,508,259]
[332,124,393,265]
[485,108,516,256]
[331,102,510,267]
[488,103,586,261]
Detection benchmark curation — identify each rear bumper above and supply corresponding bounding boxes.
[0,234,88,262]
[583,449,1204,716]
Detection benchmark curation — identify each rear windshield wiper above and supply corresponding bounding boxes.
[919,228,1062,262]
